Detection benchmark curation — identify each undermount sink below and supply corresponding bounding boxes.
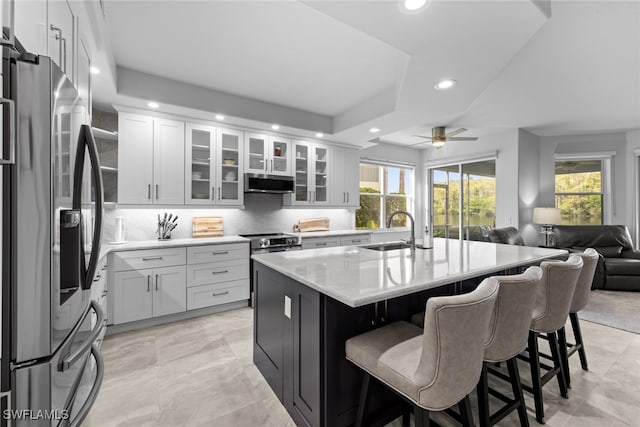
[362,242,413,251]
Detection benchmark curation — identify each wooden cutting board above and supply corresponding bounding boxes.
[192,216,224,238]
[295,217,330,232]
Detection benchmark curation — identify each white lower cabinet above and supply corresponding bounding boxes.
[340,234,371,246]
[113,265,186,324]
[109,243,249,326]
[301,233,372,250]
[186,243,249,310]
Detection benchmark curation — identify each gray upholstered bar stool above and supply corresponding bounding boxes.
[345,278,500,427]
[557,248,599,388]
[476,266,543,427]
[523,254,583,424]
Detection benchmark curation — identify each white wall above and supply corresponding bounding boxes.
[625,129,640,244]
[423,128,520,230]
[103,194,354,242]
[539,132,628,226]
[518,129,541,245]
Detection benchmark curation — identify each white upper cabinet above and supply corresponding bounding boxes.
[244,133,292,176]
[13,0,48,57]
[118,113,154,204]
[331,147,360,207]
[76,37,91,108]
[287,140,330,206]
[185,124,243,206]
[153,118,185,204]
[48,0,75,80]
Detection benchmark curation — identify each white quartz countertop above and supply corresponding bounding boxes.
[290,229,372,238]
[252,238,567,307]
[96,235,249,261]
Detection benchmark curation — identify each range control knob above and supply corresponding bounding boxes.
[286,238,297,245]
[259,238,269,248]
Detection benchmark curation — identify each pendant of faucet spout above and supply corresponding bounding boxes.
[387,210,416,249]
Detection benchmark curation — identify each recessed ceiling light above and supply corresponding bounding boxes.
[271,124,280,130]
[215,114,225,120]
[315,132,324,138]
[147,102,159,108]
[403,0,427,11]
[369,127,381,133]
[434,79,457,90]
[89,66,101,75]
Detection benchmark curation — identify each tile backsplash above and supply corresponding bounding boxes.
[102,193,355,242]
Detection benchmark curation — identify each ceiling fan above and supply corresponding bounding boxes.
[411,127,478,148]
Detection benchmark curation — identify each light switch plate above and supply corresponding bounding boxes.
[284,295,291,319]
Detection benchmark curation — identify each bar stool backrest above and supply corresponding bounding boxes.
[415,277,499,409]
[483,266,543,363]
[531,255,583,333]
[570,248,599,313]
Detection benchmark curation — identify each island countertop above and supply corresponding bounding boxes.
[251,238,567,307]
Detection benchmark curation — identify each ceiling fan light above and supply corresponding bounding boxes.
[403,0,427,11]
[435,79,457,90]
[432,140,445,148]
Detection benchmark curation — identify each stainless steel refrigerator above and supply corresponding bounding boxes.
[1,44,105,426]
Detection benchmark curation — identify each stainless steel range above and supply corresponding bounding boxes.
[240,233,302,253]
[239,233,302,306]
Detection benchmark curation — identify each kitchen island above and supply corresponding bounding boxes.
[252,239,566,427]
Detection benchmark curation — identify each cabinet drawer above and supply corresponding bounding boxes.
[301,237,340,250]
[187,243,249,265]
[113,248,186,272]
[340,235,371,246]
[186,280,249,310]
[186,259,249,287]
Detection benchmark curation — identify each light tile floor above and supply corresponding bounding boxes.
[85,308,640,426]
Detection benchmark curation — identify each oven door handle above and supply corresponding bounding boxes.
[61,301,104,371]
[66,344,104,427]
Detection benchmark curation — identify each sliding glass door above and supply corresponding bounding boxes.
[430,160,496,241]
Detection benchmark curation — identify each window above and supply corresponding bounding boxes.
[429,160,496,241]
[555,160,603,225]
[356,163,414,229]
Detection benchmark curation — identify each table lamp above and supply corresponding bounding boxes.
[533,207,561,247]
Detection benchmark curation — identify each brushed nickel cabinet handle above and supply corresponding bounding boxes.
[155,274,159,290]
[316,242,327,246]
[142,256,163,261]
[212,250,228,255]
[147,184,151,199]
[147,275,150,292]
[211,186,215,200]
[211,269,228,275]
[213,291,229,297]
[155,184,159,199]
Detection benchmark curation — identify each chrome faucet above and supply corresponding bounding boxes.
[387,210,415,250]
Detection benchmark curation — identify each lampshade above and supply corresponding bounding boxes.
[533,207,561,225]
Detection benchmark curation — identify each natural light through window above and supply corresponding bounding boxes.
[555,160,603,225]
[356,163,414,229]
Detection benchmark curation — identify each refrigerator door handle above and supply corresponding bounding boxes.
[72,125,104,290]
[66,344,104,427]
[61,301,104,372]
[0,97,16,164]
[1,0,16,49]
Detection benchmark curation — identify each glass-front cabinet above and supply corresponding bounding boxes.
[289,140,329,205]
[244,133,292,176]
[185,124,243,206]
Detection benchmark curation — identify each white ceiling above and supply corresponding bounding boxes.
[96,0,640,147]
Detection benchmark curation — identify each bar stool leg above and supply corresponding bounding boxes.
[402,405,411,427]
[528,331,545,424]
[570,312,588,371]
[355,373,371,427]
[548,332,568,399]
[477,363,490,427]
[458,395,474,427]
[414,405,431,427]
[507,357,529,427]
[557,327,571,389]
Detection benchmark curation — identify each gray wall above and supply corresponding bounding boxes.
[518,129,541,245]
